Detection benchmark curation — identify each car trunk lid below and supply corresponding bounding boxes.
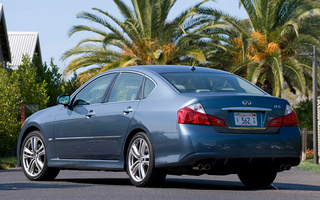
[182,93,288,134]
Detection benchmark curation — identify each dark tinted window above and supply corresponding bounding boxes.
[73,73,116,106]
[161,73,265,94]
[108,73,144,102]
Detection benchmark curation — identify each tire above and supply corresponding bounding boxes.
[238,170,277,188]
[126,132,166,187]
[21,130,60,181]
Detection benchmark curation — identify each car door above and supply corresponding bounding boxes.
[53,73,117,159]
[92,72,144,160]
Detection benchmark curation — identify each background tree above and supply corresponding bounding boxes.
[0,68,21,156]
[64,72,82,95]
[62,0,210,81]
[34,57,65,107]
[34,56,82,106]
[201,0,320,97]
[295,99,312,130]
[11,55,49,110]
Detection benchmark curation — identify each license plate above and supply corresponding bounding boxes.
[234,112,257,126]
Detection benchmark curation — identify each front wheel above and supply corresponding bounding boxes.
[21,130,60,181]
[126,132,166,187]
[238,170,277,188]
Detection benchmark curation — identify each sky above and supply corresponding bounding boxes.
[1,0,247,75]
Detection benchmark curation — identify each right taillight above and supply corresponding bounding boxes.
[178,103,226,126]
[268,105,298,127]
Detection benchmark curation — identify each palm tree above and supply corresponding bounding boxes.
[201,0,320,97]
[62,0,210,81]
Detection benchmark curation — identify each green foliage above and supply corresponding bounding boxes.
[33,55,82,106]
[200,0,320,97]
[295,99,313,130]
[64,72,82,95]
[0,68,21,156]
[11,55,49,110]
[0,156,17,169]
[34,57,65,107]
[62,0,210,81]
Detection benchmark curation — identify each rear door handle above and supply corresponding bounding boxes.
[86,110,96,118]
[123,106,133,114]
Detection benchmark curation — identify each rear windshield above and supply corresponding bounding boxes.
[160,72,265,94]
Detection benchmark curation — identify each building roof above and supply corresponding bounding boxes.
[0,4,11,65]
[8,31,42,68]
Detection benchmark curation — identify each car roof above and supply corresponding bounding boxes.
[105,65,231,75]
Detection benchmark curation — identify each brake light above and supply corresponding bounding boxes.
[268,105,298,127]
[178,103,226,126]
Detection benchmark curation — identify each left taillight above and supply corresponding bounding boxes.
[268,105,298,127]
[178,103,226,126]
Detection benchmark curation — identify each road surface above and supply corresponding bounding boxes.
[1,168,320,200]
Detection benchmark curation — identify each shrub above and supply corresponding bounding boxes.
[0,68,21,156]
[306,148,314,159]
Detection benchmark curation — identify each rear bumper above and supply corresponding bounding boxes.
[153,125,301,173]
[157,152,300,175]
[168,152,301,167]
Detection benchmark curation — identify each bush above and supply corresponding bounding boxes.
[295,99,312,130]
[306,148,314,159]
[0,68,21,156]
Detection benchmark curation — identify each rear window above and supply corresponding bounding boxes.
[160,72,265,94]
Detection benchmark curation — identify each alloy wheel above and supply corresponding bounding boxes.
[22,136,46,177]
[128,137,150,182]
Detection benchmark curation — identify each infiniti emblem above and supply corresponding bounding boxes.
[242,100,252,105]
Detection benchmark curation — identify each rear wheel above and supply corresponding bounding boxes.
[21,130,60,181]
[126,132,166,187]
[238,170,277,188]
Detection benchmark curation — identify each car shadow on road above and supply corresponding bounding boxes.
[272,182,320,191]
[55,177,320,192]
[55,178,132,186]
[54,177,270,191]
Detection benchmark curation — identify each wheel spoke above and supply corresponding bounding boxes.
[131,160,140,175]
[130,146,140,159]
[140,163,146,179]
[140,140,147,155]
[35,158,44,171]
[28,159,36,174]
[23,154,33,159]
[32,137,38,152]
[23,147,34,156]
[37,146,45,157]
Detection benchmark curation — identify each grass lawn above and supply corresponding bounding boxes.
[0,156,17,170]
[296,159,320,174]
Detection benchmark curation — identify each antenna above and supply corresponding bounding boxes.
[190,66,196,72]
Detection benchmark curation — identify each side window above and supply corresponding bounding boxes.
[73,73,116,106]
[108,73,144,102]
[143,78,155,99]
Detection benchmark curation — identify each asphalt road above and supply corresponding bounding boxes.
[1,167,320,200]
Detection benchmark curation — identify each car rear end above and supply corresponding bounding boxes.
[176,94,301,174]
[158,68,301,175]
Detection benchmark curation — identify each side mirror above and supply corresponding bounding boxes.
[57,95,70,106]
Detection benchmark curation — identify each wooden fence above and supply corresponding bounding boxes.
[301,128,313,161]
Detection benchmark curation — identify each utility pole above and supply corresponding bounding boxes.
[298,46,319,164]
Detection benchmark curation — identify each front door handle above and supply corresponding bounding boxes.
[86,110,96,118]
[123,106,133,114]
